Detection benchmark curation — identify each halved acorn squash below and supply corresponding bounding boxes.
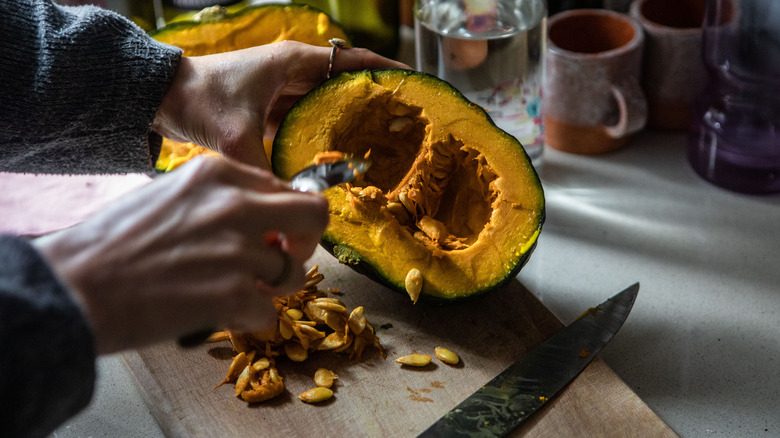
[272,69,545,303]
[149,3,349,172]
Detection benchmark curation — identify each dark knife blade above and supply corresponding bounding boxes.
[418,283,639,437]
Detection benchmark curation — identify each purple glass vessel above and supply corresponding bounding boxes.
[687,0,780,194]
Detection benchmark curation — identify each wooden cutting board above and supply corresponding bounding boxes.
[123,247,678,437]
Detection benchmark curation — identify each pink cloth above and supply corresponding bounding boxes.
[0,172,151,237]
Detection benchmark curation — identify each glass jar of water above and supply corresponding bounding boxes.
[415,0,547,166]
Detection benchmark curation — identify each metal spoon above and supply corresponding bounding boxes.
[290,157,371,192]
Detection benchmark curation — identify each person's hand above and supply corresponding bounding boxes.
[152,40,409,169]
[33,155,329,354]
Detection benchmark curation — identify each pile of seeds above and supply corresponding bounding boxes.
[209,264,385,403]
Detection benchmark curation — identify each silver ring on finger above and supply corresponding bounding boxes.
[269,250,294,287]
[328,38,348,79]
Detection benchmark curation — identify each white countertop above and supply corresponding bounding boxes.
[48,129,780,437]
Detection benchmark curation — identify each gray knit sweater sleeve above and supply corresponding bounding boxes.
[0,0,182,174]
[0,235,96,438]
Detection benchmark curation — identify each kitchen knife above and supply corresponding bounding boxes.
[177,157,370,348]
[418,283,639,437]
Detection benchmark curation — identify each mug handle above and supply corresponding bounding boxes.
[604,75,648,139]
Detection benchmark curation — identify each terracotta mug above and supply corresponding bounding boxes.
[630,0,708,130]
[544,9,647,154]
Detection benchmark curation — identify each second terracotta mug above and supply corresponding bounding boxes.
[543,9,647,154]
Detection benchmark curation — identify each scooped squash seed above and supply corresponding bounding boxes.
[405,268,423,304]
[395,353,432,367]
[434,346,460,365]
[299,387,333,403]
[314,368,338,388]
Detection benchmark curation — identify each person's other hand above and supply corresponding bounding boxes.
[34,156,328,354]
[152,41,409,169]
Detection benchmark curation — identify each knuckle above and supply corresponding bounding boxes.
[193,153,223,172]
[217,129,252,158]
[303,195,330,228]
